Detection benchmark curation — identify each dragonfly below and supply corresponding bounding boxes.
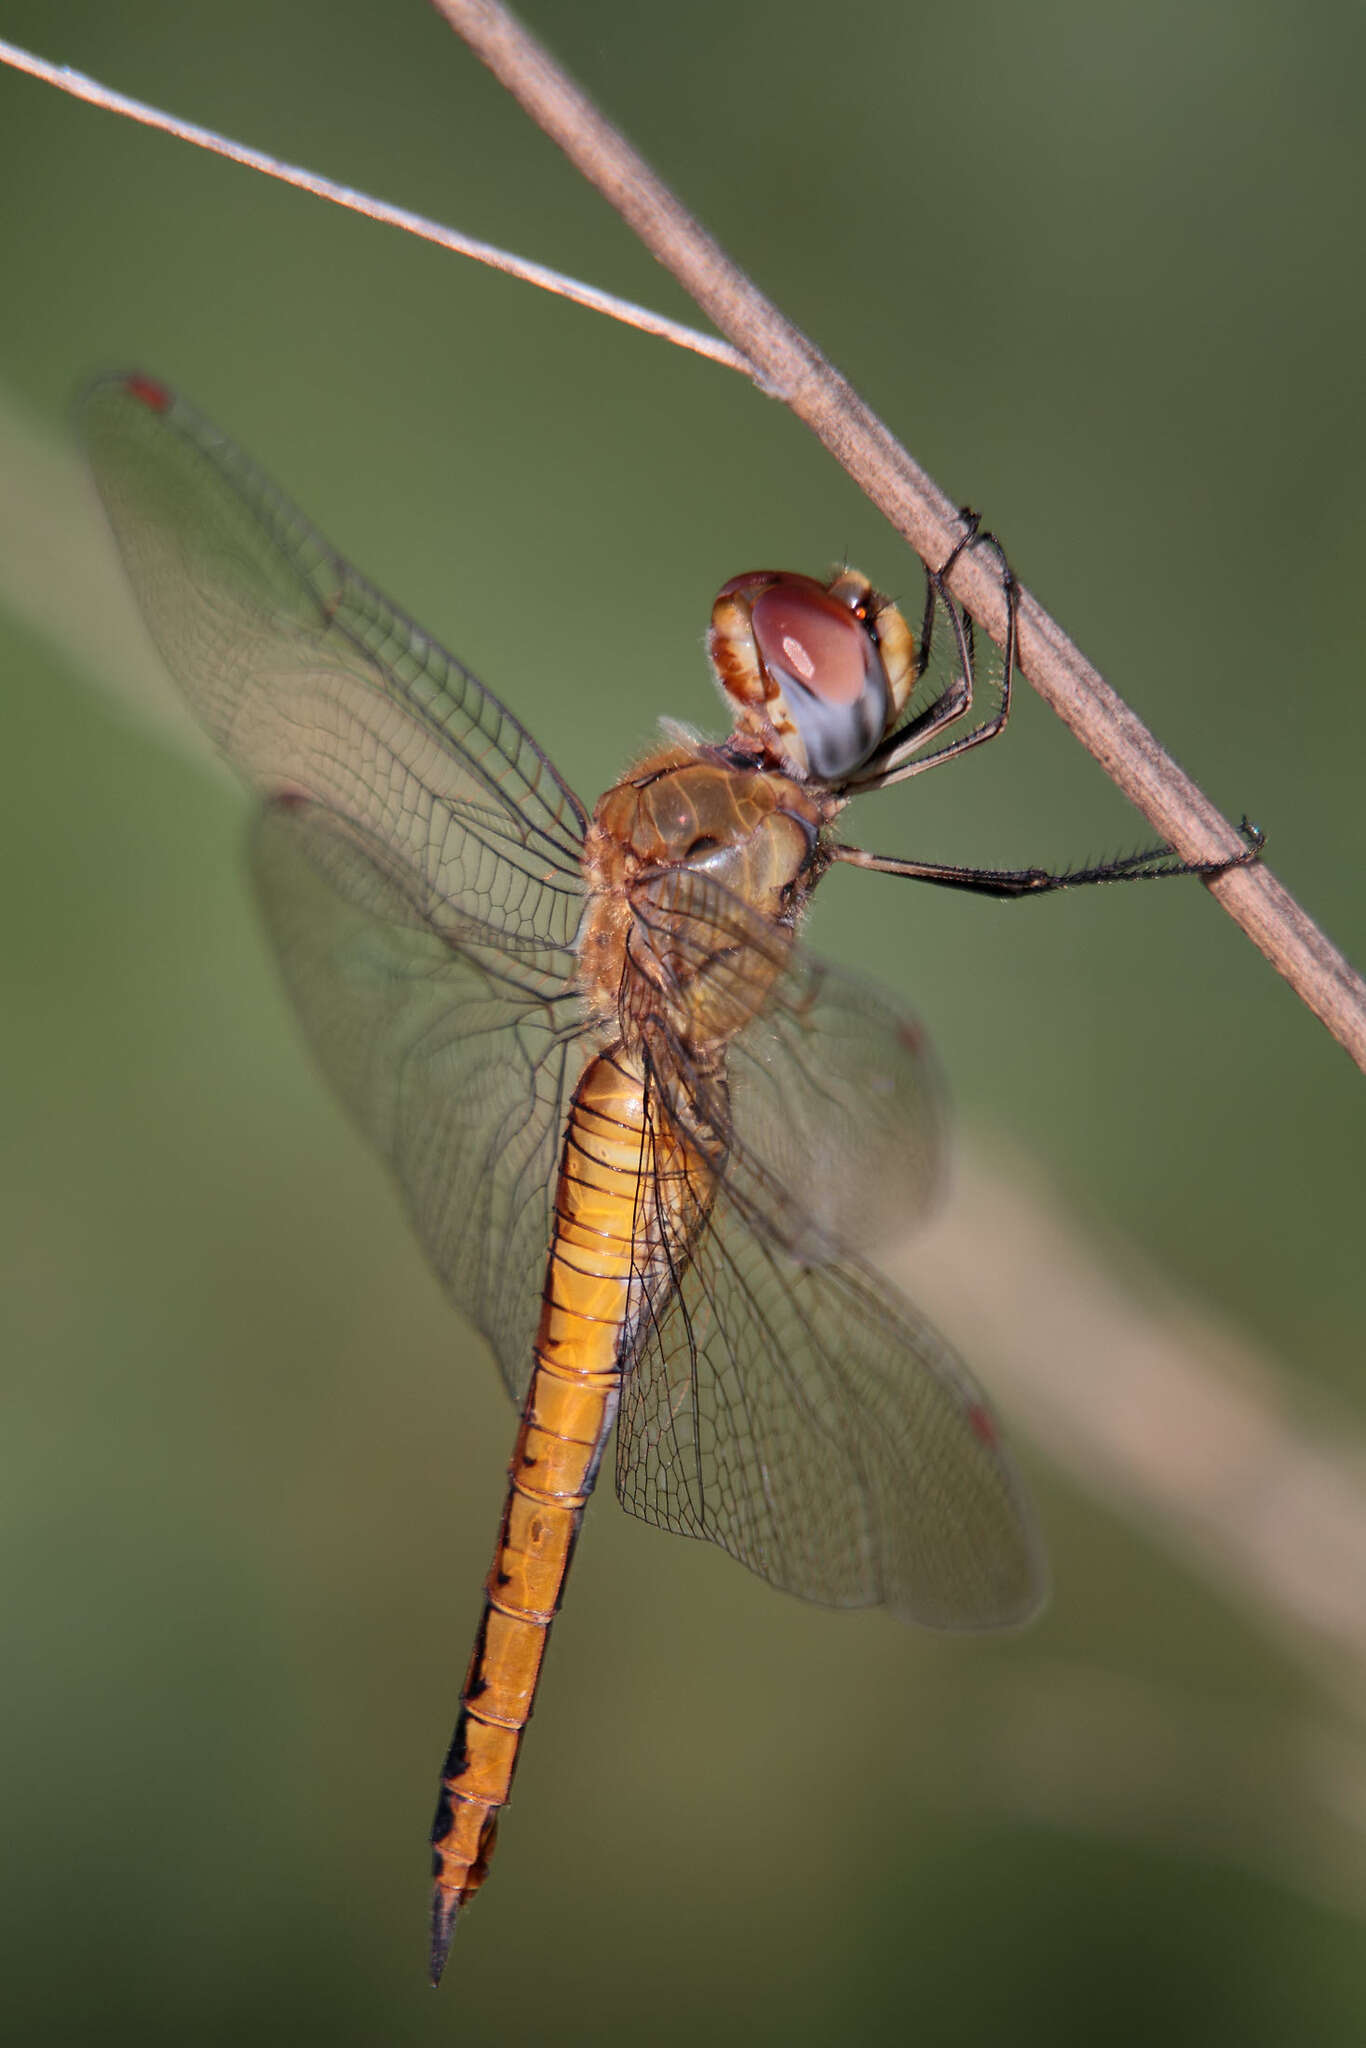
[81,373,1258,1984]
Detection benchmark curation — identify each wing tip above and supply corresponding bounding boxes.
[892,1531,1051,1634]
[78,367,175,431]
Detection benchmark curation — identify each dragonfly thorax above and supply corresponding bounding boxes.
[580,743,830,1045]
[591,748,825,876]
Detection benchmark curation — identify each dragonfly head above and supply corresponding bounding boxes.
[708,569,917,784]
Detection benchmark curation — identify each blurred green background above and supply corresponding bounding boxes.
[2,2,1365,2041]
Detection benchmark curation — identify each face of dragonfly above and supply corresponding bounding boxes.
[82,372,1043,1636]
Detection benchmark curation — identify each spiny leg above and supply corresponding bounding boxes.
[846,512,1020,795]
[831,819,1265,899]
[837,514,1262,897]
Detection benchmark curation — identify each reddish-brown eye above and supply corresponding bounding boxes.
[750,576,890,779]
[751,583,869,707]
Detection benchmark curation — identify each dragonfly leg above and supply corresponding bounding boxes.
[845,514,1020,795]
[829,818,1265,898]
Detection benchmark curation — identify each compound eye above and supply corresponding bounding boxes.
[751,579,890,779]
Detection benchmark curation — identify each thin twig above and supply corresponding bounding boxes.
[431,0,1366,1073]
[0,36,751,377]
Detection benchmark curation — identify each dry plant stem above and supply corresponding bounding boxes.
[0,37,749,376]
[433,0,1366,1073]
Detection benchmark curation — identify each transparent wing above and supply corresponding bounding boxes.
[82,375,597,1396]
[725,947,947,1268]
[616,1097,1043,1626]
[251,801,591,1399]
[627,865,947,1258]
[81,374,587,973]
[615,873,1042,1627]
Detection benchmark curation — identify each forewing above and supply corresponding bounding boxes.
[81,374,586,970]
[617,872,1041,1627]
[251,801,591,1399]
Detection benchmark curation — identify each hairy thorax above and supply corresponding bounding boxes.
[579,740,834,1048]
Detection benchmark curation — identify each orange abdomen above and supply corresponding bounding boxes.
[428,1046,683,1982]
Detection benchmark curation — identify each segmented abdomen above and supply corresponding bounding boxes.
[428,1044,704,1981]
